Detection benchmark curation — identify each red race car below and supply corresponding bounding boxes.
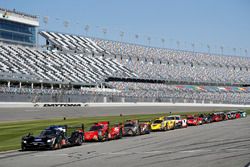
[187,115,202,126]
[109,123,124,140]
[84,121,111,142]
[211,112,225,122]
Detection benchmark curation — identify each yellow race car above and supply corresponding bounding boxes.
[151,116,175,131]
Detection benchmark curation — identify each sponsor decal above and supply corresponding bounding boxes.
[43,104,82,107]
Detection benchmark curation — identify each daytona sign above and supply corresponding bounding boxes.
[43,104,82,107]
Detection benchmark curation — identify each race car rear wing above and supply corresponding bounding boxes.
[138,120,151,123]
[65,124,84,132]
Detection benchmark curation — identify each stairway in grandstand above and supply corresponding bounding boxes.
[0,44,137,84]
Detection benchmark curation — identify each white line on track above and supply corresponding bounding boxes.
[24,110,40,112]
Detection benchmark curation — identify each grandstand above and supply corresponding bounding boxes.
[0,9,250,104]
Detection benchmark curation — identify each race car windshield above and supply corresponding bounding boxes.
[40,130,56,137]
[187,117,194,120]
[89,125,102,131]
[153,120,163,123]
[167,117,174,120]
[124,123,134,127]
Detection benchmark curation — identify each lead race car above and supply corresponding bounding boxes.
[21,124,84,150]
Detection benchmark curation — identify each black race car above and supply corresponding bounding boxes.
[123,120,141,136]
[21,124,84,150]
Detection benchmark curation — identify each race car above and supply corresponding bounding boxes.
[84,121,111,142]
[21,124,84,150]
[138,120,151,134]
[109,123,124,140]
[239,111,247,118]
[201,114,212,124]
[123,120,141,136]
[151,117,175,131]
[212,112,226,122]
[187,115,202,126]
[226,112,235,120]
[167,115,187,128]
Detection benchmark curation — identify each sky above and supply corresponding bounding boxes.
[0,0,250,56]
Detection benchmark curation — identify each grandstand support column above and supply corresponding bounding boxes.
[31,83,34,89]
[121,97,125,103]
[103,96,107,103]
[59,84,62,88]
[202,100,205,104]
[7,81,10,88]
[51,84,53,90]
[194,99,196,103]
[184,99,187,103]
[41,83,43,89]
[19,82,22,89]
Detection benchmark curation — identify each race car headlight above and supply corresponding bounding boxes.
[23,140,27,144]
[47,139,52,143]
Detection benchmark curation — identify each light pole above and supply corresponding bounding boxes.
[147,37,151,45]
[43,16,49,30]
[135,34,139,43]
[245,49,248,57]
[63,21,69,30]
[233,48,236,56]
[220,46,224,55]
[120,31,124,42]
[84,25,89,36]
[102,28,107,38]
[191,43,195,52]
[176,41,180,50]
[207,44,210,54]
[161,38,165,48]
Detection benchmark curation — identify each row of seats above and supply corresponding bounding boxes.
[38,31,250,85]
[0,84,248,104]
[92,38,250,68]
[39,31,108,54]
[108,82,250,104]
[0,44,136,84]
[121,60,250,84]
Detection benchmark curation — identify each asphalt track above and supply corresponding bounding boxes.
[0,117,249,167]
[0,106,241,121]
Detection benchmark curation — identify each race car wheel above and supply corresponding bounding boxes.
[166,125,170,131]
[104,132,109,141]
[163,126,167,131]
[98,135,103,142]
[21,145,26,151]
[76,135,83,146]
[118,129,123,139]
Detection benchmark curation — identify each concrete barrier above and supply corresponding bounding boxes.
[0,102,249,108]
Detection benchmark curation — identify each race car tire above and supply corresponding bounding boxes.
[163,126,167,131]
[21,145,26,151]
[76,135,83,146]
[118,129,123,139]
[104,132,109,141]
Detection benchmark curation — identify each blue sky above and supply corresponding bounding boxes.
[1,0,250,56]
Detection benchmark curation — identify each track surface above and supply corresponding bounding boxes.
[0,106,239,121]
[0,117,249,167]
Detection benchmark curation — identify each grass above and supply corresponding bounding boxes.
[0,109,249,152]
